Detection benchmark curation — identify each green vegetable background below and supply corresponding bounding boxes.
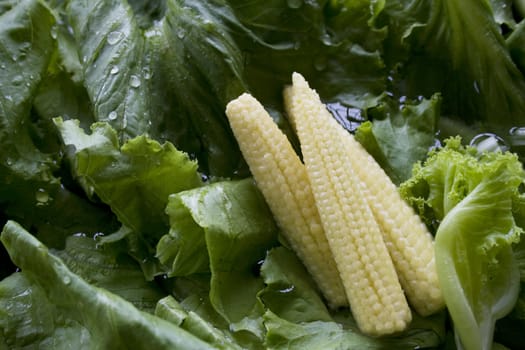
[1,0,525,348]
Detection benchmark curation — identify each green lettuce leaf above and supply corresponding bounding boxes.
[263,310,446,350]
[65,0,248,177]
[398,0,525,134]
[165,275,266,349]
[228,0,387,110]
[54,234,165,313]
[507,19,525,76]
[155,295,243,350]
[55,118,202,278]
[0,220,215,349]
[258,247,446,349]
[400,138,524,350]
[258,247,331,323]
[355,94,440,184]
[493,236,525,349]
[0,0,57,218]
[157,178,278,324]
[0,0,116,250]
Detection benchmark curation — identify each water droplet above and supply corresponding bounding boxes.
[508,127,525,148]
[35,188,50,205]
[142,67,151,80]
[176,28,186,39]
[510,127,525,137]
[287,0,302,9]
[5,158,13,166]
[129,75,141,88]
[108,111,118,120]
[321,33,333,46]
[73,232,87,237]
[12,75,24,85]
[107,31,124,45]
[110,66,119,75]
[62,276,71,285]
[0,63,5,69]
[470,133,508,153]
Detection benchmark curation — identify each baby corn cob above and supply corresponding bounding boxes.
[338,130,443,316]
[225,93,348,308]
[284,84,444,316]
[285,72,412,335]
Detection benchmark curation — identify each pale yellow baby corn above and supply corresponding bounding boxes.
[338,128,443,316]
[284,82,444,316]
[225,93,348,308]
[285,72,412,335]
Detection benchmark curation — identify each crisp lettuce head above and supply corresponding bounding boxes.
[400,138,525,350]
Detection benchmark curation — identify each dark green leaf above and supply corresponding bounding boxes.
[0,220,216,349]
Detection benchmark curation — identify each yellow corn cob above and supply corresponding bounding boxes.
[285,80,444,317]
[284,72,412,335]
[225,93,348,308]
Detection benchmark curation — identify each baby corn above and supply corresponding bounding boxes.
[284,82,444,316]
[338,130,443,316]
[225,93,348,307]
[285,73,412,335]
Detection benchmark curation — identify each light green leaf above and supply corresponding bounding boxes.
[400,139,525,350]
[158,179,278,323]
[55,118,202,278]
[258,247,332,323]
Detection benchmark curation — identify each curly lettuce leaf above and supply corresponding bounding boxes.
[0,220,215,349]
[157,178,278,325]
[400,138,524,350]
[54,118,202,278]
